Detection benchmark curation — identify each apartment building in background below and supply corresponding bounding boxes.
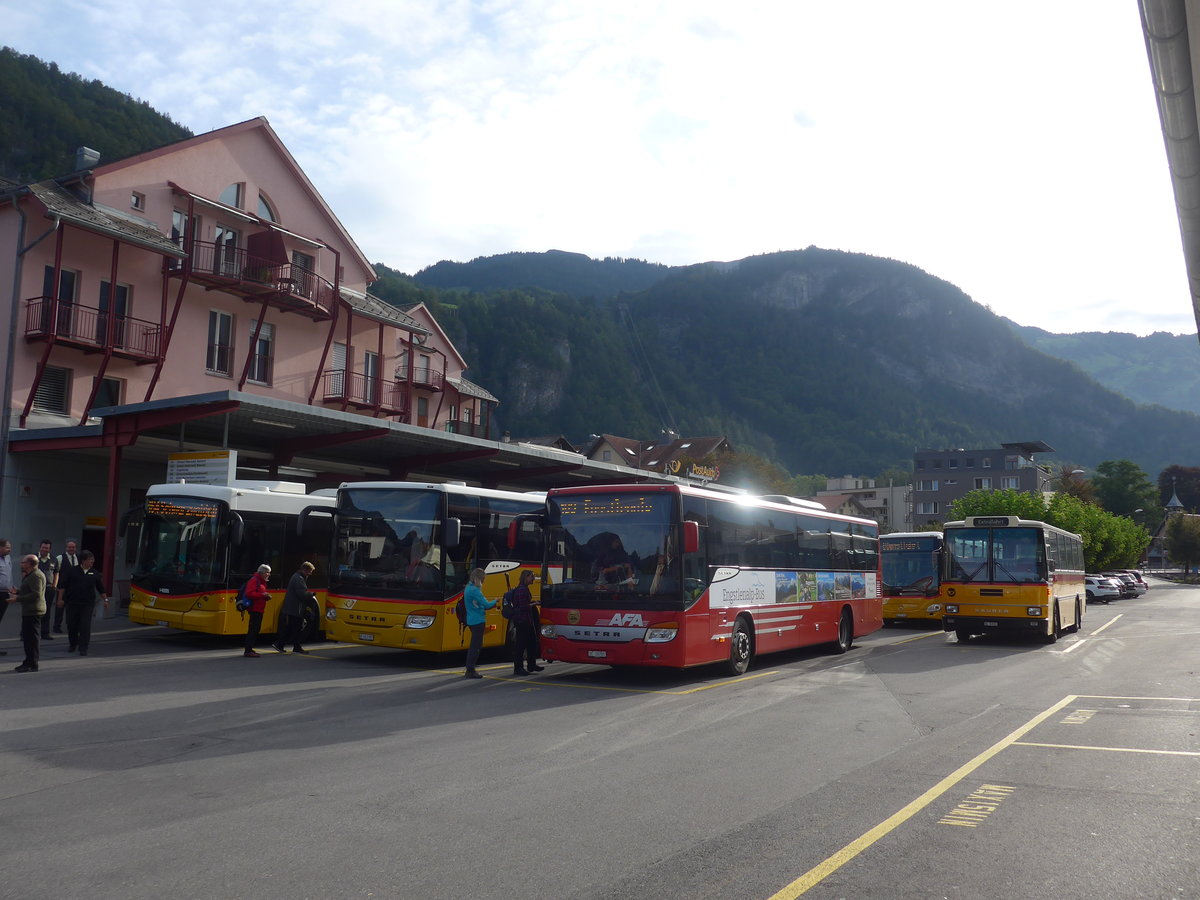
[910,441,1054,528]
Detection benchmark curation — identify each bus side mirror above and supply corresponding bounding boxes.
[683,520,699,554]
[228,511,244,546]
[118,504,142,538]
[297,504,333,536]
[444,517,461,549]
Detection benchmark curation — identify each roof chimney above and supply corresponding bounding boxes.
[74,147,100,171]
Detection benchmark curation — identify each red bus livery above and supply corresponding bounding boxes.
[532,484,881,675]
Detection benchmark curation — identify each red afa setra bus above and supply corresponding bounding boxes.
[528,484,882,675]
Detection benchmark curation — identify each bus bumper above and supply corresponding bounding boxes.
[943,615,1047,636]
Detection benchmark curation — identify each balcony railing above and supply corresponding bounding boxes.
[444,420,489,439]
[24,297,161,361]
[177,239,337,319]
[394,365,445,391]
[322,370,409,416]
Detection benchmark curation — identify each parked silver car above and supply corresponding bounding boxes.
[1102,572,1142,598]
[1085,575,1122,604]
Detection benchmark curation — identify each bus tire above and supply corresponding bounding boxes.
[955,629,971,643]
[1069,597,1083,634]
[298,596,323,644]
[834,609,853,654]
[1043,604,1060,644]
[727,616,753,676]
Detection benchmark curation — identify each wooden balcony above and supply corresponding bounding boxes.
[24,297,161,362]
[174,239,336,320]
[322,370,409,416]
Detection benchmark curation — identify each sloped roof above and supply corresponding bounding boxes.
[339,287,429,333]
[814,493,870,515]
[585,433,731,471]
[447,376,498,403]
[13,181,185,258]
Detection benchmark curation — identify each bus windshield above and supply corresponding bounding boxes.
[881,538,939,595]
[133,495,227,589]
[543,492,683,610]
[944,526,1046,584]
[334,488,443,594]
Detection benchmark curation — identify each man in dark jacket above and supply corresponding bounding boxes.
[56,550,108,656]
[273,561,315,654]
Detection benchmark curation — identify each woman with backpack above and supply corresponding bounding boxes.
[463,567,496,679]
[508,569,543,676]
[242,564,272,658]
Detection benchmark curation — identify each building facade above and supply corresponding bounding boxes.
[816,476,910,532]
[909,441,1054,528]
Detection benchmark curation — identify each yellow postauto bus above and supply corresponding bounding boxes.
[940,516,1085,644]
[310,481,545,653]
[881,531,943,626]
[125,482,335,641]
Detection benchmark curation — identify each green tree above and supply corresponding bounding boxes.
[1092,459,1157,518]
[1165,515,1200,574]
[948,489,1047,522]
[1050,463,1095,503]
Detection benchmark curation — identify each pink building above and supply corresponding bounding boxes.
[0,118,498,583]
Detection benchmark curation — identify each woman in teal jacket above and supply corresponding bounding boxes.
[463,567,495,679]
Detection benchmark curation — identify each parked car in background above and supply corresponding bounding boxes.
[1103,572,1142,598]
[1085,575,1122,604]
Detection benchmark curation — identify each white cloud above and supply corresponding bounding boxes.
[5,0,1194,334]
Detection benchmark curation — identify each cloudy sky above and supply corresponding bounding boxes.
[6,1,1194,335]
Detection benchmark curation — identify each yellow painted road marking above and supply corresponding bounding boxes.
[764,694,1078,900]
[890,631,943,645]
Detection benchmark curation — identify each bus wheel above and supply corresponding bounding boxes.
[727,617,753,676]
[1043,604,1060,644]
[955,629,971,643]
[298,596,323,644]
[834,609,853,654]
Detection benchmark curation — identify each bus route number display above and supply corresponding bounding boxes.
[558,496,656,517]
[146,498,221,519]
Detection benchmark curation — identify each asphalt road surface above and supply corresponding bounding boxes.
[2,577,1197,900]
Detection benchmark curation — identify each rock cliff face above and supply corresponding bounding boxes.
[426,247,1200,477]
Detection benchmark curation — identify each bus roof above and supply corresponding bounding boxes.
[545,482,878,528]
[943,517,1082,540]
[338,481,547,502]
[146,481,336,513]
[881,531,943,540]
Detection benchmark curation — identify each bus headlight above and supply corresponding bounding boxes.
[645,623,678,643]
[945,604,958,614]
[406,614,435,629]
[325,608,337,621]
[926,603,943,615]
[1026,607,1043,617]
[540,624,557,638]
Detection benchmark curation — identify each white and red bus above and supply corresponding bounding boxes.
[530,484,881,675]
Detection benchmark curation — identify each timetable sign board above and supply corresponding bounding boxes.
[166,450,237,486]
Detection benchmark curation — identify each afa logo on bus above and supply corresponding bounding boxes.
[601,613,645,627]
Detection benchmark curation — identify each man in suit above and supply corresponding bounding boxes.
[56,550,108,656]
[52,539,80,634]
[7,554,47,672]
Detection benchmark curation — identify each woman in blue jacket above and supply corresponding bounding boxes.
[463,567,495,679]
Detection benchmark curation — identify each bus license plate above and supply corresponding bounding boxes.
[588,650,607,659]
[156,620,168,627]
[358,633,375,642]
[984,621,998,627]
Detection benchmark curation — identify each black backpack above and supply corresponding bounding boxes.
[500,588,516,619]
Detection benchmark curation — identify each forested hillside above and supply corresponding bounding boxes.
[414,249,670,299]
[1010,324,1200,416]
[0,47,191,181]
[372,249,1200,477]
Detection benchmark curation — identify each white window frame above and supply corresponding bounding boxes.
[206,311,234,376]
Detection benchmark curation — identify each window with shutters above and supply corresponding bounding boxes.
[34,366,70,413]
[247,322,274,385]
